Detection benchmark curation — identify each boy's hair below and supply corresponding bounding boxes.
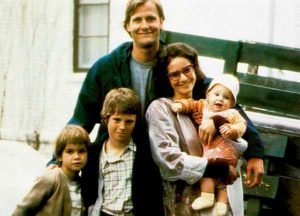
[101,88,141,126]
[123,0,165,34]
[54,125,90,160]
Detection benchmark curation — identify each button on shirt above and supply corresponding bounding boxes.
[100,139,136,216]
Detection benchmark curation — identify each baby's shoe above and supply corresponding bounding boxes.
[191,192,214,211]
[215,202,228,216]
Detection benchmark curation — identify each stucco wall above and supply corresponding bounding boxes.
[0,0,83,143]
[0,0,299,144]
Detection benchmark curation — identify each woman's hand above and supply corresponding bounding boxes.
[199,119,216,145]
[224,165,240,185]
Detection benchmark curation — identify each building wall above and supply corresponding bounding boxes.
[0,0,299,144]
[0,0,82,143]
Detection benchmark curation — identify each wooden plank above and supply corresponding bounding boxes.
[244,198,261,216]
[242,174,279,199]
[162,30,300,74]
[238,73,300,93]
[239,41,300,72]
[238,82,300,119]
[246,112,300,136]
[161,30,235,58]
[269,160,300,178]
[239,84,300,119]
[260,133,288,158]
[161,30,240,73]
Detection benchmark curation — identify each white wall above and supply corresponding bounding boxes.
[0,0,299,144]
[0,0,82,143]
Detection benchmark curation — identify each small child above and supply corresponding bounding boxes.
[13,125,90,216]
[171,74,247,216]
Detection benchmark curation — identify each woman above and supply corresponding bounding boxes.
[145,42,243,216]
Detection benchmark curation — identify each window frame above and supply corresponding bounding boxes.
[73,0,110,72]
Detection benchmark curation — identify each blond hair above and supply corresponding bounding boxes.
[101,88,141,126]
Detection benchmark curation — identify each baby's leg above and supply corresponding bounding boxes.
[191,177,215,211]
[215,183,228,216]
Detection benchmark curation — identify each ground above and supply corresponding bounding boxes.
[0,140,48,216]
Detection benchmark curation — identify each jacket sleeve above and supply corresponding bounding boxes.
[12,171,56,215]
[175,99,199,113]
[175,99,204,125]
[68,62,103,133]
[234,104,264,159]
[68,43,132,133]
[145,99,208,185]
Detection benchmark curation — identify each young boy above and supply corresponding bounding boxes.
[171,74,247,215]
[13,125,90,216]
[81,87,164,216]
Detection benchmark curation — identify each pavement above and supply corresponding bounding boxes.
[0,140,48,216]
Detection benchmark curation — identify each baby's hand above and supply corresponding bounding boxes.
[171,103,183,113]
[219,124,231,135]
[220,124,238,139]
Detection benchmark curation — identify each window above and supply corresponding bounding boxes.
[74,0,109,72]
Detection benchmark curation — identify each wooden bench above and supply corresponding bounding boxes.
[162,30,300,215]
[242,132,288,216]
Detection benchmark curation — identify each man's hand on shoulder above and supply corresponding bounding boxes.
[47,164,58,170]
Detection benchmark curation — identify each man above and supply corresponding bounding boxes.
[61,0,263,189]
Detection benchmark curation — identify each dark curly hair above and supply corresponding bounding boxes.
[152,42,206,98]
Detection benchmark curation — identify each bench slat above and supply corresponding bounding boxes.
[260,133,288,158]
[244,198,261,216]
[242,173,279,199]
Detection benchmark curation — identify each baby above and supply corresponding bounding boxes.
[171,74,247,215]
